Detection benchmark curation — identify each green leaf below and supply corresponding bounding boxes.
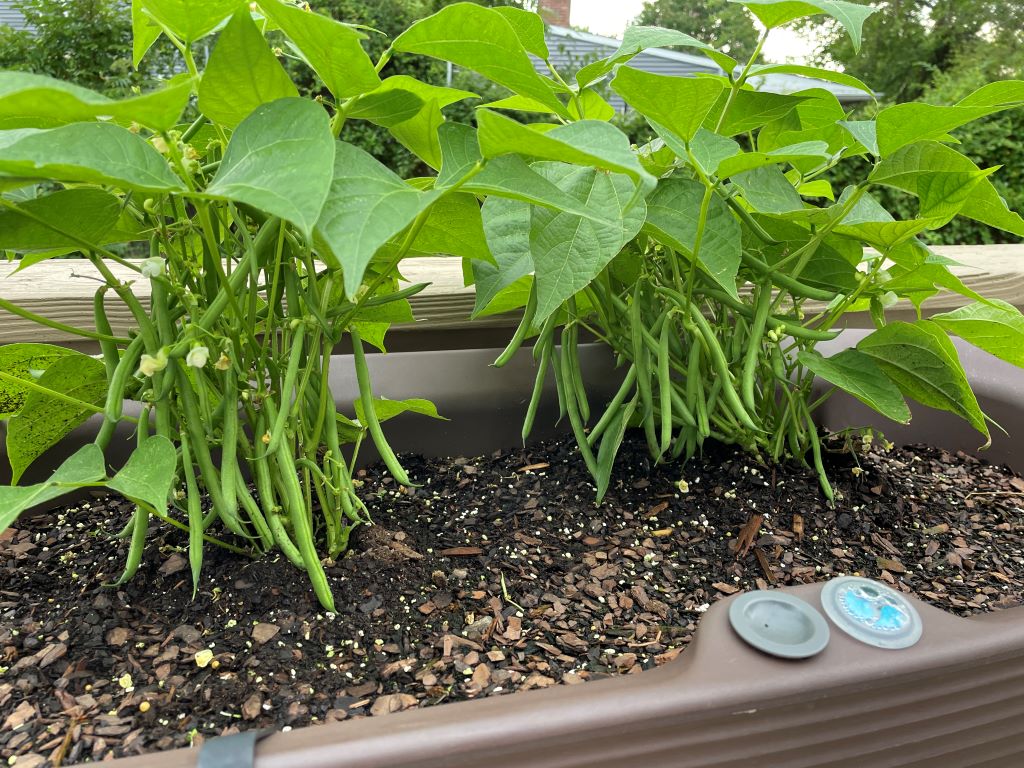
[870,141,999,225]
[687,128,741,176]
[716,141,830,179]
[140,0,243,43]
[477,110,655,193]
[799,349,910,423]
[346,88,424,128]
[0,123,185,193]
[206,98,334,239]
[410,192,490,262]
[392,3,567,118]
[378,78,477,170]
[465,155,621,225]
[259,0,380,99]
[494,6,549,59]
[956,80,1024,108]
[930,300,1024,369]
[707,90,806,137]
[106,436,177,513]
[730,0,877,51]
[858,320,989,441]
[839,120,878,156]
[197,8,298,128]
[436,122,482,190]
[575,26,736,89]
[314,141,439,297]
[0,71,192,131]
[6,355,107,484]
[0,343,78,418]
[644,177,741,299]
[731,165,804,214]
[132,0,163,67]
[0,189,122,251]
[746,63,874,96]
[531,164,645,321]
[569,89,616,122]
[611,67,725,142]
[876,103,1005,157]
[355,397,446,426]
[473,197,533,316]
[0,445,105,531]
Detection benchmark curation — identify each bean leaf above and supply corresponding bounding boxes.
[107,436,178,514]
[0,343,79,418]
[530,163,646,321]
[0,445,105,531]
[644,177,742,299]
[611,67,725,142]
[259,0,380,99]
[931,300,1024,369]
[393,3,568,118]
[315,141,440,297]
[0,71,192,131]
[858,320,989,442]
[730,0,877,52]
[799,349,910,424]
[206,98,335,239]
[197,8,298,128]
[6,354,107,484]
[0,123,184,192]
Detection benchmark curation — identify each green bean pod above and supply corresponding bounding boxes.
[587,364,638,448]
[350,327,416,487]
[741,282,772,414]
[522,332,553,444]
[263,322,306,458]
[93,286,119,379]
[657,320,673,457]
[180,432,205,596]
[630,286,660,457]
[688,305,760,432]
[739,251,838,302]
[95,335,145,451]
[494,281,537,368]
[552,348,599,479]
[219,370,240,527]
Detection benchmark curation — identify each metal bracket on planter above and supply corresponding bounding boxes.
[197,729,272,768]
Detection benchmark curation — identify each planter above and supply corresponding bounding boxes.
[3,331,1023,767]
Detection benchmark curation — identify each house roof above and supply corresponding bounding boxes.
[543,25,872,105]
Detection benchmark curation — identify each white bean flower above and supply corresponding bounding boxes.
[186,345,210,368]
[141,257,165,279]
[137,349,168,377]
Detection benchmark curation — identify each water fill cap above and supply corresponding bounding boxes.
[728,591,830,659]
[821,576,922,650]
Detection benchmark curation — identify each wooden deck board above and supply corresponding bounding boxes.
[2,245,1023,346]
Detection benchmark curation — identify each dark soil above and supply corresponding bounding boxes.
[2,434,1023,767]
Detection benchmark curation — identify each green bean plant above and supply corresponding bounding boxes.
[446,1,1024,500]
[0,0,639,609]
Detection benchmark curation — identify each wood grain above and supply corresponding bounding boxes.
[2,245,1023,346]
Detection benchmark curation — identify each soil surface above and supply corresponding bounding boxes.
[2,434,1024,767]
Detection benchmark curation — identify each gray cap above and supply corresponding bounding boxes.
[821,576,922,650]
[728,590,831,659]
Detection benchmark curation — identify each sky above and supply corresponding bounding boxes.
[568,0,817,63]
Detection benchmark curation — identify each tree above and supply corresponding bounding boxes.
[0,0,160,95]
[800,0,1024,102]
[636,0,760,61]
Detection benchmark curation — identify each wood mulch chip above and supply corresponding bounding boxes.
[2,433,1023,766]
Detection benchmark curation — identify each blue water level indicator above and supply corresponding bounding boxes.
[821,577,923,650]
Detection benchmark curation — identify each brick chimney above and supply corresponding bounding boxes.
[538,0,571,27]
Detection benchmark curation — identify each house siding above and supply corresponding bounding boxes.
[0,1,25,29]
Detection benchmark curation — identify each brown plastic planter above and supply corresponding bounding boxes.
[4,331,1024,766]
